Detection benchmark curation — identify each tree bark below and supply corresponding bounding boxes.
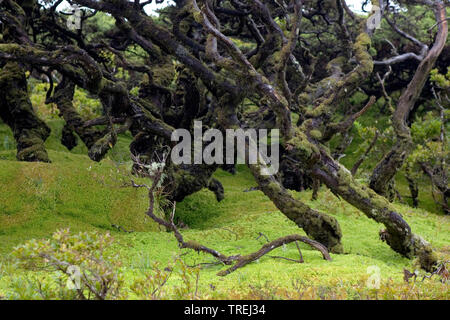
[0,62,50,162]
[312,148,438,271]
[52,79,106,150]
[249,162,343,254]
[216,92,344,253]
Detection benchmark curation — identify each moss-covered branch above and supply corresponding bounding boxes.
[0,62,50,162]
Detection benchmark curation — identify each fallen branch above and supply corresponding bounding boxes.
[270,241,304,264]
[145,200,239,265]
[131,152,332,277]
[217,235,331,276]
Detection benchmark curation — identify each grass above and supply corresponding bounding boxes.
[0,119,448,299]
[0,150,160,253]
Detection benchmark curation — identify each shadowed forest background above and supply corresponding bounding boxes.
[0,0,448,299]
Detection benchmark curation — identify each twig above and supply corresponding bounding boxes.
[217,235,331,276]
[269,255,303,263]
[256,232,270,243]
[351,130,379,176]
[270,242,304,264]
[295,241,304,263]
[220,227,239,240]
[111,224,134,233]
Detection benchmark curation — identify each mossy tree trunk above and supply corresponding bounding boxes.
[52,79,105,151]
[249,162,343,253]
[311,148,438,271]
[0,62,50,162]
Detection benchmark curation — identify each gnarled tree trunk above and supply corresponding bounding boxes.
[52,79,106,151]
[0,62,50,162]
[311,148,437,271]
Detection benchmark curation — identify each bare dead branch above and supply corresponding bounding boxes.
[217,234,331,276]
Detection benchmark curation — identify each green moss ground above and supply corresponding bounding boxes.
[0,117,449,299]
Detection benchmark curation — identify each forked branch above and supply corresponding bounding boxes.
[130,152,332,277]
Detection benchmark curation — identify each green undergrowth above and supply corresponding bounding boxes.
[0,113,448,299]
[0,148,158,253]
[0,149,449,299]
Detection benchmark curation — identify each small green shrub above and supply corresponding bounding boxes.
[130,261,173,300]
[131,257,202,300]
[11,229,125,300]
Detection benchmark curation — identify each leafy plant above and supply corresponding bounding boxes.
[12,229,125,300]
[130,257,202,300]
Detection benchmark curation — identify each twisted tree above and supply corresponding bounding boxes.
[0,0,447,271]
